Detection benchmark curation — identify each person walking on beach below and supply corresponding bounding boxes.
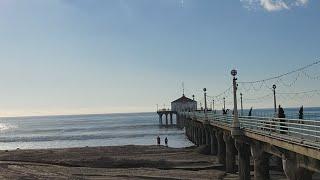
[165,137,168,147]
[157,136,161,146]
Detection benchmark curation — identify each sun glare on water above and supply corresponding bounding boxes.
[0,123,16,131]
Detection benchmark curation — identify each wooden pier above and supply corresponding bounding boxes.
[156,109,183,128]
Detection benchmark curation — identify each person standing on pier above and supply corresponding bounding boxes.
[248,107,253,116]
[299,106,304,121]
[165,137,168,147]
[222,108,229,115]
[278,105,287,134]
[157,136,161,146]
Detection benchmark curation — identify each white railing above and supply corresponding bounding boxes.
[180,111,320,148]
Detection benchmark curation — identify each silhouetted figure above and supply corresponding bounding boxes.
[298,106,304,125]
[278,105,287,134]
[157,136,161,146]
[222,109,230,115]
[165,137,168,147]
[299,106,304,120]
[248,107,253,116]
[222,108,227,115]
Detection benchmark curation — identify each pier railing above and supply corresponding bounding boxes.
[181,111,320,149]
[242,112,320,120]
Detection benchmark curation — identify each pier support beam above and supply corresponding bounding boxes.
[200,126,204,145]
[235,140,251,180]
[186,120,191,140]
[251,142,270,180]
[176,114,180,127]
[194,126,197,145]
[209,128,217,155]
[203,122,212,154]
[195,126,199,146]
[202,127,206,145]
[216,130,226,166]
[180,116,184,127]
[223,132,236,173]
[165,114,168,126]
[205,128,211,147]
[193,124,197,146]
[192,124,196,145]
[282,153,313,180]
[159,114,163,125]
[191,124,194,143]
[190,121,194,143]
[179,115,183,128]
[197,126,201,146]
[197,125,202,145]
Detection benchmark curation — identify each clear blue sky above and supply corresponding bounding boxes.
[0,0,319,116]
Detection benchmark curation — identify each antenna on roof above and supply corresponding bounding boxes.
[182,82,185,96]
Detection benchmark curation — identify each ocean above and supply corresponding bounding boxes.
[0,107,319,150]
[0,112,193,150]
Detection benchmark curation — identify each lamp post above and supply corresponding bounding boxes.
[231,69,241,136]
[273,84,277,116]
[203,88,207,112]
[213,99,215,113]
[192,95,196,111]
[223,97,226,110]
[240,93,243,116]
[203,88,209,123]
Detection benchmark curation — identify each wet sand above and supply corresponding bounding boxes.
[0,145,286,180]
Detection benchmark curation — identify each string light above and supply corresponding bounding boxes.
[302,70,320,80]
[238,59,320,84]
[209,86,233,99]
[182,58,320,110]
[278,89,320,95]
[243,93,273,102]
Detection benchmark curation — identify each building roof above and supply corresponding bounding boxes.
[171,95,196,103]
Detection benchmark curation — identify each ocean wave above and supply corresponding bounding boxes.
[0,131,184,143]
[13,124,160,134]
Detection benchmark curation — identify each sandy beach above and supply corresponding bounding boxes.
[0,145,288,180]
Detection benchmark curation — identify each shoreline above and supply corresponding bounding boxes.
[0,145,287,180]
